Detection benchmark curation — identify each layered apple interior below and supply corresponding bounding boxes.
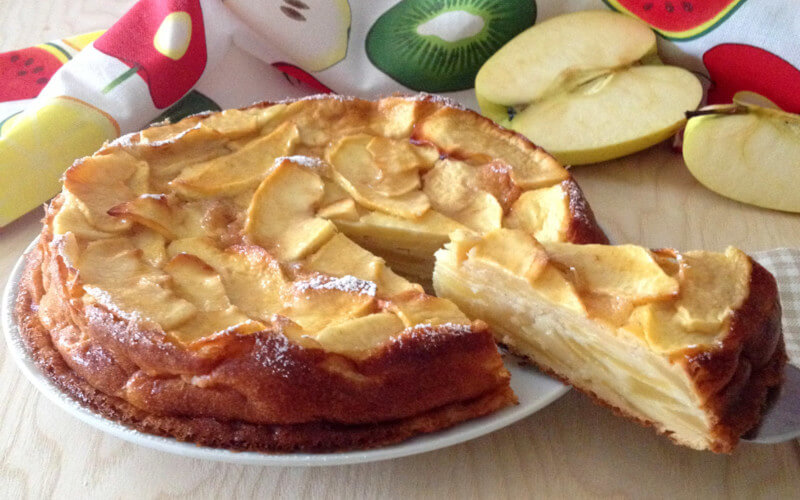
[434,229,783,452]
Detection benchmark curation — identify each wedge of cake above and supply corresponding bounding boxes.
[434,229,786,452]
[17,95,607,452]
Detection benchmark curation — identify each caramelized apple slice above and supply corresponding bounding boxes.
[163,253,258,342]
[167,238,288,321]
[504,184,569,242]
[468,229,548,283]
[422,159,475,214]
[108,194,176,238]
[673,248,751,333]
[329,134,422,196]
[52,192,115,240]
[245,159,336,261]
[413,107,568,189]
[79,238,196,329]
[327,135,430,219]
[305,233,420,297]
[201,104,288,139]
[283,275,376,332]
[455,192,503,233]
[388,293,469,327]
[317,198,360,221]
[367,136,439,174]
[543,242,679,302]
[130,227,168,267]
[171,122,300,198]
[63,150,148,232]
[306,233,383,282]
[313,312,406,357]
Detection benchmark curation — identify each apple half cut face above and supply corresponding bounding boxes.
[683,92,800,213]
[475,10,703,165]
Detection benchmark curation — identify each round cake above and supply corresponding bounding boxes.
[17,94,607,452]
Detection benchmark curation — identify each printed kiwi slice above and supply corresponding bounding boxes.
[366,0,535,92]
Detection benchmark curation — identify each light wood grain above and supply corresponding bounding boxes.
[1,3,799,499]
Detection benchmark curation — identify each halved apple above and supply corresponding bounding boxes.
[475,10,702,165]
[683,93,800,212]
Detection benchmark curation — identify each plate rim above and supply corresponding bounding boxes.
[2,237,568,467]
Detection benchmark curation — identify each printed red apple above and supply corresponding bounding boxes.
[703,44,800,114]
[94,0,207,109]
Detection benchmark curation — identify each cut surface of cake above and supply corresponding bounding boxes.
[17,95,607,452]
[434,229,785,452]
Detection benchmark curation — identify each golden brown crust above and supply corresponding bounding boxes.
[21,96,525,449]
[16,269,515,452]
[561,176,610,245]
[675,257,786,453]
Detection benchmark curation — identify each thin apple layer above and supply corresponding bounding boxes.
[433,229,757,451]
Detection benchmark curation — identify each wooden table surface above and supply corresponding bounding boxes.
[1,2,799,498]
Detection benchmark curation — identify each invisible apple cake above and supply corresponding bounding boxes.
[17,95,606,452]
[434,230,785,452]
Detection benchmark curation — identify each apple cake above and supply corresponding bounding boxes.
[16,94,608,452]
[434,229,786,452]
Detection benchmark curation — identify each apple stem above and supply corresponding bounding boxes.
[685,106,746,119]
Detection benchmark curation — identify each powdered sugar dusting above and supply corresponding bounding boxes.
[398,92,467,110]
[294,275,377,297]
[146,122,203,147]
[276,155,327,171]
[107,131,139,149]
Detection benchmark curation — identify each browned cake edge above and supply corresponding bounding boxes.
[502,256,785,453]
[675,257,786,453]
[16,245,516,453]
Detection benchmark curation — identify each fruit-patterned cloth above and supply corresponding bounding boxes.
[754,249,800,366]
[2,0,799,227]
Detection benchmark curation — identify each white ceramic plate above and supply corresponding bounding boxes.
[2,238,568,466]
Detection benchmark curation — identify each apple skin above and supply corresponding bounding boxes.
[683,104,800,213]
[704,44,800,114]
[94,0,207,109]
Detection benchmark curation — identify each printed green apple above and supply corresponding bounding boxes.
[475,10,702,165]
[683,92,800,212]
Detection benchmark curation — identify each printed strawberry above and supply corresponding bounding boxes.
[703,44,800,114]
[272,62,333,94]
[94,0,207,109]
[603,0,745,39]
[0,44,70,102]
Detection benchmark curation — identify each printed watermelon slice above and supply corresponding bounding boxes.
[703,44,800,114]
[603,0,746,40]
[0,45,68,102]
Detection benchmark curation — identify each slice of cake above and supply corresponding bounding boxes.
[434,229,786,452]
